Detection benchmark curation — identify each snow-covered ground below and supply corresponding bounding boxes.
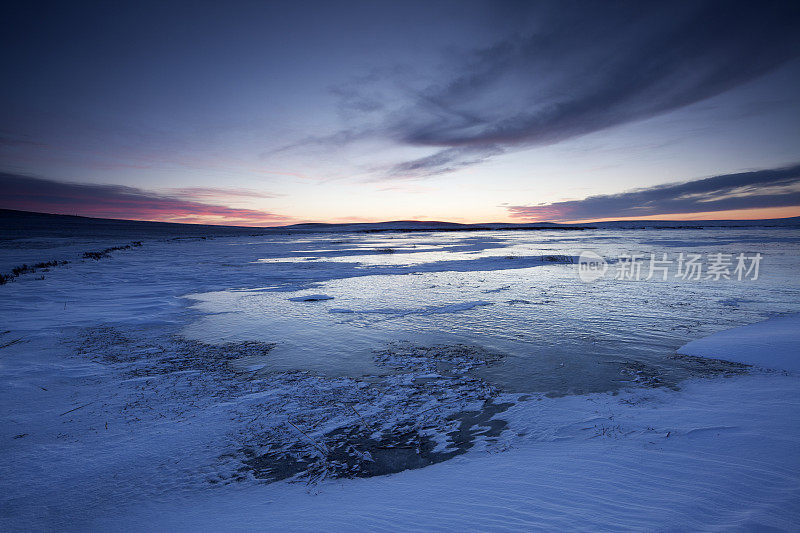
[678,313,800,372]
[102,374,800,532]
[1,227,799,530]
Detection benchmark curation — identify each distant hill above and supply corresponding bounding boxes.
[1,208,798,240]
[281,220,584,232]
[284,217,800,232]
[0,209,274,240]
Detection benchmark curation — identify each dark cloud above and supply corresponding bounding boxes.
[328,70,389,115]
[268,127,376,156]
[0,173,288,225]
[384,145,505,179]
[327,0,800,178]
[507,163,800,221]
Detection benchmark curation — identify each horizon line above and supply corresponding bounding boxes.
[2,207,799,230]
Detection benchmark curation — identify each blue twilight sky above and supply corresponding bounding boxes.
[1,0,800,225]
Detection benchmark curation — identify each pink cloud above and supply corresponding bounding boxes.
[0,172,290,226]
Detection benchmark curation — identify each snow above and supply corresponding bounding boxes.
[678,313,800,372]
[85,375,800,531]
[1,224,800,531]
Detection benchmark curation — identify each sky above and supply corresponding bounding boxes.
[1,0,799,226]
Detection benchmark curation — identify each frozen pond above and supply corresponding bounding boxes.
[180,228,800,394]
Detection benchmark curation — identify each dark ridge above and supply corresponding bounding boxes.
[358,225,593,233]
[2,209,799,240]
[0,209,277,240]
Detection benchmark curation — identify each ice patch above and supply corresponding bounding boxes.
[350,300,493,317]
[288,294,334,302]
